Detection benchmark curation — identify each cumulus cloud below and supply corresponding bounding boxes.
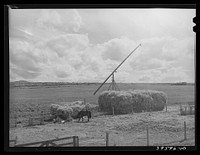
[44,33,89,58]
[130,36,194,78]
[139,76,151,82]
[101,37,137,61]
[9,39,43,80]
[36,9,82,33]
[54,69,70,78]
[9,9,195,83]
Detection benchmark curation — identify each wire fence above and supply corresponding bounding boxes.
[9,105,195,146]
[103,121,195,146]
[75,120,195,147]
[9,111,53,128]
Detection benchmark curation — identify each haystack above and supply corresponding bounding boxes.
[50,101,99,121]
[98,90,167,114]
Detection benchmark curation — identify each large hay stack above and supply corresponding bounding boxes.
[50,101,99,121]
[98,90,167,114]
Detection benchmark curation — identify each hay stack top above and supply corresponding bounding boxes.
[98,89,167,114]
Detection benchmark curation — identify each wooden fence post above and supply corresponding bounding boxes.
[14,115,17,127]
[112,107,115,116]
[106,132,109,146]
[13,136,17,146]
[185,107,187,115]
[184,121,187,140]
[147,125,149,146]
[191,106,193,114]
[131,105,134,114]
[73,136,79,147]
[73,136,76,147]
[76,136,79,147]
[180,104,182,114]
[40,117,44,125]
[15,136,17,145]
[28,117,33,126]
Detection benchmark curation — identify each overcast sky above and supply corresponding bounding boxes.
[9,8,195,83]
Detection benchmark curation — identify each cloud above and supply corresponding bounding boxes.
[80,9,195,44]
[43,33,89,59]
[36,9,82,33]
[9,9,195,83]
[131,58,165,71]
[9,39,42,73]
[160,67,191,83]
[9,33,194,83]
[10,66,41,79]
[101,37,137,61]
[54,69,70,78]
[138,76,151,82]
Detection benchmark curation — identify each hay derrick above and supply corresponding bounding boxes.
[98,90,167,114]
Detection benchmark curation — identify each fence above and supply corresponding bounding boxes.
[10,112,53,128]
[104,121,194,146]
[10,120,193,147]
[10,136,79,147]
[180,104,195,115]
[9,115,17,128]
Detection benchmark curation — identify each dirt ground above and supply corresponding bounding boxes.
[9,105,195,147]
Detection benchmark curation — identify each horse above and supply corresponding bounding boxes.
[75,109,91,122]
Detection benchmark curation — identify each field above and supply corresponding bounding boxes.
[9,83,195,147]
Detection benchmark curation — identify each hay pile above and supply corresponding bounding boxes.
[98,90,167,114]
[50,101,99,121]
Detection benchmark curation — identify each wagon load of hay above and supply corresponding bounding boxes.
[98,90,167,114]
[50,101,99,121]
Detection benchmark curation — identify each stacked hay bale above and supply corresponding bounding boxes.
[98,90,167,114]
[50,101,99,121]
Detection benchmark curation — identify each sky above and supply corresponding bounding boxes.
[9,8,196,83]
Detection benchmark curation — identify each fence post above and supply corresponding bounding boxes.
[13,136,17,146]
[180,104,182,114]
[185,107,187,115]
[191,106,193,114]
[184,121,187,140]
[106,132,109,146]
[76,136,79,147]
[73,136,79,147]
[40,117,44,125]
[112,107,115,116]
[14,115,17,127]
[15,136,17,145]
[147,125,149,146]
[28,117,33,126]
[131,105,134,114]
[73,136,76,147]
[40,111,44,125]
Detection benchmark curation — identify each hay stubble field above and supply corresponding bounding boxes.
[9,83,195,146]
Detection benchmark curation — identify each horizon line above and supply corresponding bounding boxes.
[10,80,195,84]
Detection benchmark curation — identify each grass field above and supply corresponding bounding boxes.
[9,83,195,126]
[9,83,195,147]
[10,83,195,104]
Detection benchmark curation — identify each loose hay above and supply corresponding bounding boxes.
[98,90,167,114]
[50,101,99,121]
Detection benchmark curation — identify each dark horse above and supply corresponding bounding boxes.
[75,110,91,122]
